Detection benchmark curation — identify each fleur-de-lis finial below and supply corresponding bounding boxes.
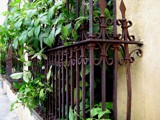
[120,0,126,19]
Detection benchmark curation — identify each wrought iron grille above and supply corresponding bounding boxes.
[20,0,143,120]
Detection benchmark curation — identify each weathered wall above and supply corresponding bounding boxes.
[117,0,160,119]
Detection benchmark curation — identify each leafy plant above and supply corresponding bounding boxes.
[10,61,53,110]
[69,102,113,120]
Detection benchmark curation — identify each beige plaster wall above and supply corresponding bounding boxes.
[116,0,160,120]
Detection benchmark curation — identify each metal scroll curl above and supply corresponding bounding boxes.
[117,19,135,41]
[129,48,143,63]
[94,43,114,66]
[80,45,89,65]
[118,45,143,65]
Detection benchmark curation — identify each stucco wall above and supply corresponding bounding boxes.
[117,0,160,119]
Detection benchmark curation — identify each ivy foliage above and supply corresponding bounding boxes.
[69,102,113,120]
[1,0,84,52]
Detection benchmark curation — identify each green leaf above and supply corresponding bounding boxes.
[44,28,55,47]
[42,54,47,60]
[47,66,52,81]
[93,23,100,33]
[64,42,71,46]
[13,37,18,49]
[26,9,37,18]
[106,102,113,110]
[34,19,39,26]
[46,88,52,92]
[39,89,45,99]
[80,65,90,78]
[72,30,78,40]
[79,81,89,87]
[10,72,23,79]
[13,81,21,89]
[23,71,32,82]
[104,8,111,18]
[55,25,62,36]
[31,53,39,59]
[14,19,22,29]
[48,6,55,20]
[29,51,35,56]
[40,15,49,25]
[75,16,86,30]
[98,111,109,119]
[61,26,69,38]
[34,25,40,37]
[19,31,28,43]
[74,88,82,101]
[74,20,81,30]
[86,119,92,120]
[66,23,72,32]
[28,28,34,37]
[24,61,32,66]
[24,18,31,26]
[38,82,44,87]
[69,107,75,120]
[91,108,101,117]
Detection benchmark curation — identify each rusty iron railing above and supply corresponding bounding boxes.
[20,0,143,120]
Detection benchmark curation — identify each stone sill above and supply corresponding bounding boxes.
[1,76,43,120]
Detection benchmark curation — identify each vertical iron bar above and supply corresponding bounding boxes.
[76,47,80,120]
[45,55,49,120]
[55,53,58,119]
[113,0,117,37]
[99,0,107,39]
[101,45,106,119]
[89,44,95,116]
[89,0,93,38]
[52,53,55,119]
[48,55,51,120]
[66,49,69,120]
[58,51,61,119]
[125,45,131,120]
[62,50,65,119]
[6,40,12,83]
[113,44,118,120]
[76,0,79,17]
[81,46,86,118]
[70,48,74,109]
[119,1,132,119]
[45,59,48,120]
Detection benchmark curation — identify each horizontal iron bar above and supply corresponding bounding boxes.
[46,39,143,52]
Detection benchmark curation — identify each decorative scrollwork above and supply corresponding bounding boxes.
[129,49,143,63]
[64,49,70,67]
[118,45,143,65]
[117,19,135,41]
[94,43,114,66]
[80,45,88,65]
[118,44,126,65]
[94,43,102,66]
[105,43,114,65]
